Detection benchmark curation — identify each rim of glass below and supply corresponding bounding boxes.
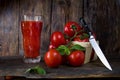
[23,14,42,21]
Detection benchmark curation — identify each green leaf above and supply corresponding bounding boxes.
[35,66,46,75]
[56,45,70,55]
[70,44,86,51]
[25,66,46,75]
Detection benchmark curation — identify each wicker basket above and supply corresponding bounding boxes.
[72,41,99,64]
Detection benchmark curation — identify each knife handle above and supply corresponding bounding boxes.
[79,17,92,36]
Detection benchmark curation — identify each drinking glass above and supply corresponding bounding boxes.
[21,15,43,63]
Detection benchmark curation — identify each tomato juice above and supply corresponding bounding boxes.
[21,21,42,58]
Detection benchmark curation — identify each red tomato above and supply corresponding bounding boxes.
[73,34,89,42]
[64,21,82,37]
[44,49,62,68]
[73,37,89,42]
[67,50,85,66]
[50,31,66,47]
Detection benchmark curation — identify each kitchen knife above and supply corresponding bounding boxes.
[79,17,112,71]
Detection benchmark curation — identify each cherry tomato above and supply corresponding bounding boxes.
[44,49,62,68]
[64,21,82,37]
[73,34,89,42]
[50,31,66,47]
[67,50,85,67]
[73,37,89,42]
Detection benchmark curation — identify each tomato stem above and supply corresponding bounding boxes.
[66,29,83,47]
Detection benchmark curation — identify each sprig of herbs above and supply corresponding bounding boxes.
[25,65,46,75]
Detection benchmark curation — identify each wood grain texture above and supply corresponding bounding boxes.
[83,0,120,58]
[40,0,52,56]
[51,0,66,33]
[51,0,83,32]
[0,57,120,78]
[68,0,83,22]
[0,0,120,58]
[0,0,19,56]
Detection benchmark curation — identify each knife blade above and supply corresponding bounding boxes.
[79,17,112,71]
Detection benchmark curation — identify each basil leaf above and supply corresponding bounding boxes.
[70,44,86,51]
[25,66,46,75]
[56,45,70,55]
[36,67,46,75]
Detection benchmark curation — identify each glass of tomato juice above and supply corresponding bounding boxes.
[21,15,43,63]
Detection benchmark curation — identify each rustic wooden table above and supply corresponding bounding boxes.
[0,56,120,79]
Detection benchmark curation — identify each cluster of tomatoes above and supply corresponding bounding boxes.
[44,21,95,68]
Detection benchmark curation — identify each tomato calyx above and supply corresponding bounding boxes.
[71,25,77,31]
[79,33,89,40]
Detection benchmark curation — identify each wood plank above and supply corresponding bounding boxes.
[51,0,66,33]
[40,0,52,56]
[0,0,19,56]
[0,57,120,78]
[83,0,120,58]
[19,0,51,57]
[68,0,83,22]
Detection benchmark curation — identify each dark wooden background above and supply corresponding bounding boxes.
[0,0,120,59]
